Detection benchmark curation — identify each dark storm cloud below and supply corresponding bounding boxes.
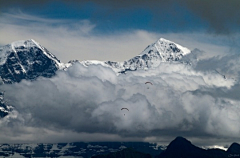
[182,0,240,34]
[70,0,240,34]
[0,0,49,15]
[0,0,49,7]
[1,0,239,34]
[0,0,169,9]
[94,0,240,34]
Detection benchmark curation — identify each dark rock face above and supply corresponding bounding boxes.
[0,39,61,84]
[0,92,13,118]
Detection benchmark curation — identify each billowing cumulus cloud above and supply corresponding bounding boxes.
[1,59,240,146]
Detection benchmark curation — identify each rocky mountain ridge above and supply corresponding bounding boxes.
[0,38,190,83]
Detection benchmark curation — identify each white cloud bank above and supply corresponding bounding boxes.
[0,59,240,147]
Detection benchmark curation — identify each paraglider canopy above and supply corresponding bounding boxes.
[145,81,153,85]
[121,108,129,111]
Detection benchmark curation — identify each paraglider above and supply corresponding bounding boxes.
[121,108,129,116]
[145,81,153,89]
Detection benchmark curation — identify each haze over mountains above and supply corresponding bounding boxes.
[0,37,239,150]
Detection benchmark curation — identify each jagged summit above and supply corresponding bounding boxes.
[0,39,63,83]
[140,38,190,56]
[10,39,62,68]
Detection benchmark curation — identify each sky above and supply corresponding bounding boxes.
[0,0,240,148]
[0,0,240,62]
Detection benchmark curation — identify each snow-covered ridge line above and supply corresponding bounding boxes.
[0,37,192,79]
[78,37,192,73]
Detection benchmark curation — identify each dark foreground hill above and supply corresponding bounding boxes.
[156,136,240,158]
[93,137,240,158]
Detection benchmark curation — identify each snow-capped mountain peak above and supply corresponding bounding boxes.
[77,38,191,73]
[102,37,191,73]
[10,39,63,68]
[140,37,191,60]
[0,39,63,83]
